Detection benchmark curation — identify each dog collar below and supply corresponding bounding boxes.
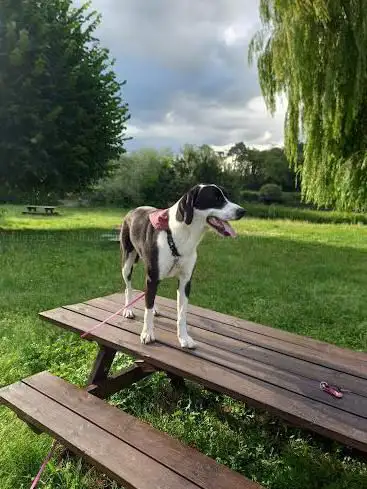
[149,209,181,258]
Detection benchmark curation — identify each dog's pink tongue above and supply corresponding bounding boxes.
[223,220,236,237]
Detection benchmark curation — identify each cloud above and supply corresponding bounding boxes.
[127,94,286,151]
[88,0,260,68]
[76,0,285,151]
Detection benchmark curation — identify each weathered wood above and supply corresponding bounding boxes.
[87,361,156,398]
[0,372,261,489]
[125,290,367,366]
[88,297,367,395]
[70,301,367,411]
[112,293,367,379]
[39,306,367,452]
[88,345,116,385]
[0,383,196,489]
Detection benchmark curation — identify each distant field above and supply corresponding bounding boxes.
[0,204,124,230]
[1,205,367,489]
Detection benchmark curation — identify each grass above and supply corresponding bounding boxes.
[0,204,367,488]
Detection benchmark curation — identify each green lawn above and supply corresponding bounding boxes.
[1,205,367,489]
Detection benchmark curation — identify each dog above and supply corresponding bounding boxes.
[120,184,245,349]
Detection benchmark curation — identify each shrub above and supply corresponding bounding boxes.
[240,189,260,202]
[243,203,367,224]
[259,184,283,204]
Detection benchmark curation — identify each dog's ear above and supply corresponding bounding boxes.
[176,185,200,225]
[217,185,229,198]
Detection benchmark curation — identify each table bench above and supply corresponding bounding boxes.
[0,371,259,489]
[22,205,59,215]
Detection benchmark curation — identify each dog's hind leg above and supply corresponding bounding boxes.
[120,222,138,319]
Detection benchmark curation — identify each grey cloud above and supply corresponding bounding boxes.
[75,0,285,150]
[90,0,260,70]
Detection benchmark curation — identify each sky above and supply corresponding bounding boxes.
[78,0,286,153]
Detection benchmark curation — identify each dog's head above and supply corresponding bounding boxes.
[176,184,245,237]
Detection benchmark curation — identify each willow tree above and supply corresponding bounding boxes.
[249,0,367,211]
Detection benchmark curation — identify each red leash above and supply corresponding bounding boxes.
[319,381,349,398]
[30,440,58,489]
[30,291,145,488]
[80,291,145,339]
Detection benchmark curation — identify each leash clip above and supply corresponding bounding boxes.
[319,381,346,399]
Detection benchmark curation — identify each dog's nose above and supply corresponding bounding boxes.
[236,207,246,219]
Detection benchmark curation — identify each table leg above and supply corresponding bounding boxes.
[88,345,116,385]
[87,347,157,399]
[166,372,186,390]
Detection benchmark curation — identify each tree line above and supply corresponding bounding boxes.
[88,143,300,208]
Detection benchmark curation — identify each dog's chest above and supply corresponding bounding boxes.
[157,232,196,279]
[166,258,181,278]
[158,248,185,278]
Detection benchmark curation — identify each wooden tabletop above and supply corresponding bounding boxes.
[40,291,367,453]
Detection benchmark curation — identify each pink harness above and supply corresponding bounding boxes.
[149,209,169,230]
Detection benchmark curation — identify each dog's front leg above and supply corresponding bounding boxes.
[177,262,196,349]
[140,274,159,344]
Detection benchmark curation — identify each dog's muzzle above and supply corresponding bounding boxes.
[236,207,246,219]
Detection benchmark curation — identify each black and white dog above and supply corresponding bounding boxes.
[120,184,245,349]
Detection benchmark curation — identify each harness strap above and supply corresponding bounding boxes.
[166,228,181,258]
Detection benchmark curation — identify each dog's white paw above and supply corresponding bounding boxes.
[153,306,159,317]
[178,335,196,349]
[140,330,155,344]
[123,308,135,319]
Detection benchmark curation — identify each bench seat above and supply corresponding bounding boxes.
[0,371,261,489]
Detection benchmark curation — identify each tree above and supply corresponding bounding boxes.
[175,144,222,186]
[228,142,297,191]
[94,149,177,208]
[249,1,367,211]
[0,0,129,201]
[261,147,298,191]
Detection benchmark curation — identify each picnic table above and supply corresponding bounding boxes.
[2,290,367,487]
[22,205,59,215]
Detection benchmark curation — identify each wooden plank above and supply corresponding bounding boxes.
[0,381,201,489]
[39,307,367,452]
[121,290,367,366]
[105,292,367,379]
[23,372,259,489]
[87,362,156,398]
[66,302,367,419]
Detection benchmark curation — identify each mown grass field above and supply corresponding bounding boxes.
[1,205,367,489]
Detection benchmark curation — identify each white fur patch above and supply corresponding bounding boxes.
[140,308,155,344]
